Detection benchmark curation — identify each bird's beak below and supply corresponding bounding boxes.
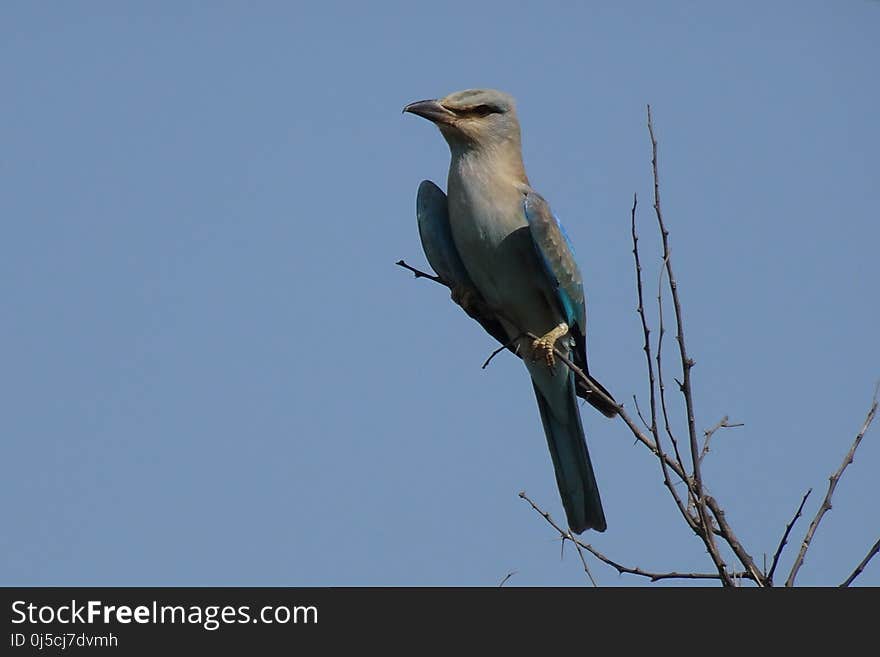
[403,99,455,125]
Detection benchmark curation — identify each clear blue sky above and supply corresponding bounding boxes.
[2,2,877,586]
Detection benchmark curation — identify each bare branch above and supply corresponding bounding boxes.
[616,408,694,493]
[395,259,445,284]
[498,571,517,587]
[700,416,744,464]
[703,495,765,584]
[630,192,658,439]
[840,538,880,588]
[632,395,652,432]
[567,530,599,587]
[786,385,880,586]
[482,334,522,369]
[516,491,596,585]
[655,256,689,481]
[630,189,700,536]
[767,488,812,585]
[647,105,739,586]
[518,490,568,539]
[520,491,749,583]
[573,540,751,583]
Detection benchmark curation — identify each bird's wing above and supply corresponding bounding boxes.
[416,180,473,289]
[416,180,511,348]
[523,190,618,417]
[522,190,588,359]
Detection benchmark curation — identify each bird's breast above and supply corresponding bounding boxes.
[448,177,522,282]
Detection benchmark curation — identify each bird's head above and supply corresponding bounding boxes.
[404,88,521,152]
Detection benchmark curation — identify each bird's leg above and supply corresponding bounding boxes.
[531,323,569,369]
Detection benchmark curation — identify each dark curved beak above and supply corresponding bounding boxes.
[403,99,455,125]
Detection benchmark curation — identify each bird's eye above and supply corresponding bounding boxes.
[471,104,501,117]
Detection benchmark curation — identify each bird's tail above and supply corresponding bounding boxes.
[532,376,607,533]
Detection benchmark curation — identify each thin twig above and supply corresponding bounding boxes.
[700,416,744,464]
[482,334,523,369]
[395,259,445,284]
[519,491,750,583]
[498,571,517,587]
[786,385,880,586]
[632,395,651,431]
[567,530,599,587]
[617,408,694,493]
[516,491,596,585]
[631,190,699,534]
[574,541,751,583]
[630,192,658,440]
[839,538,880,587]
[767,488,812,585]
[655,255,689,483]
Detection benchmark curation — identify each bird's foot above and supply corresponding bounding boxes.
[531,323,569,369]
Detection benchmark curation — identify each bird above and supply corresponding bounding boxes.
[404,89,617,533]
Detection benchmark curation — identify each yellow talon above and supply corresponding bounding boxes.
[531,323,569,369]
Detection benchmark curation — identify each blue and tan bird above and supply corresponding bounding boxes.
[405,89,617,533]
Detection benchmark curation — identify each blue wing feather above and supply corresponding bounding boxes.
[523,191,619,417]
[416,180,476,289]
[522,191,587,333]
[416,180,511,348]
